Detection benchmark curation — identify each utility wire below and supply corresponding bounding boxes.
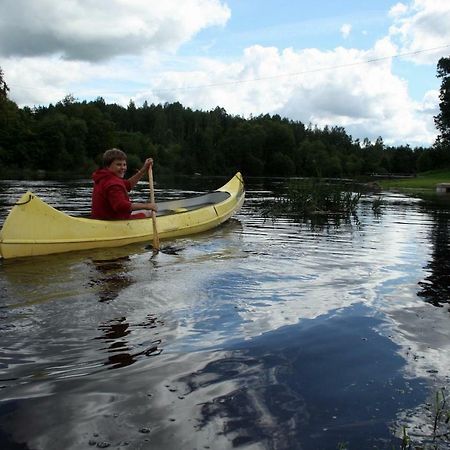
[8,43,450,96]
[151,43,450,93]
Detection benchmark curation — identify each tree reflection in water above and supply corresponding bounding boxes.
[418,207,450,307]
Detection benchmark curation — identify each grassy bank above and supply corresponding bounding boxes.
[379,170,450,190]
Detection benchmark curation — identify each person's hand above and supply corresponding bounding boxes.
[147,202,157,212]
[143,158,153,171]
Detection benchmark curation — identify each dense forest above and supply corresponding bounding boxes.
[0,57,449,179]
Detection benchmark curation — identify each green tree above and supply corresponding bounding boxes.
[0,67,9,98]
[416,148,433,172]
[34,113,70,170]
[0,87,429,177]
[218,122,265,176]
[434,56,450,167]
[261,119,296,176]
[299,140,328,177]
[82,105,116,160]
[0,73,36,170]
[435,57,450,143]
[271,151,295,176]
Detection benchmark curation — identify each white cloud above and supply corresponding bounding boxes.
[0,0,230,61]
[3,54,159,106]
[388,0,450,64]
[389,2,409,18]
[130,40,437,146]
[340,24,352,39]
[7,39,438,146]
[1,0,445,147]
[419,89,439,113]
[3,57,88,105]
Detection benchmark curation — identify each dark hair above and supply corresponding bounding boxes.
[103,148,127,167]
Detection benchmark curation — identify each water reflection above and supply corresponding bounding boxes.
[88,256,133,303]
[418,208,450,307]
[96,316,163,369]
[87,254,165,370]
[271,209,363,231]
[180,305,425,450]
[1,178,450,450]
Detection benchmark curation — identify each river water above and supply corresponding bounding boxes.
[0,176,449,450]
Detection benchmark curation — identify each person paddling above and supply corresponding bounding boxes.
[91,148,157,220]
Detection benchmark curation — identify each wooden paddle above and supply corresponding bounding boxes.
[148,165,160,253]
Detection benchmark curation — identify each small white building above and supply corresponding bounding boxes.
[436,183,450,193]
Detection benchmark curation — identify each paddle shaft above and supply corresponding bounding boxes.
[148,166,160,251]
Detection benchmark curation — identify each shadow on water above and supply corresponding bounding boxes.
[0,245,151,307]
[95,315,163,369]
[0,250,166,383]
[178,304,426,450]
[83,254,165,369]
[88,256,134,303]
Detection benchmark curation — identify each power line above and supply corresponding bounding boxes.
[7,43,450,97]
[150,43,450,93]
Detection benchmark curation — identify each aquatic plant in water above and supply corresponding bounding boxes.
[395,387,450,450]
[261,179,363,219]
[289,179,362,214]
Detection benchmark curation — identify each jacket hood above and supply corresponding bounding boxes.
[92,168,117,184]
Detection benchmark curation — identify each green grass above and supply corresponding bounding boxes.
[379,169,450,190]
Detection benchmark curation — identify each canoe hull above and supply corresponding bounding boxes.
[0,173,244,259]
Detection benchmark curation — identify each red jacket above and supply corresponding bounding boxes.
[91,168,132,220]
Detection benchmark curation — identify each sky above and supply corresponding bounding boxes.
[1,0,449,147]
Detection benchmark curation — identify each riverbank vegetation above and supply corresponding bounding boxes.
[379,169,450,190]
[1,57,449,180]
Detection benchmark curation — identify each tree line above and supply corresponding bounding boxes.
[0,59,449,179]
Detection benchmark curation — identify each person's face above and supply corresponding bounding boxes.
[108,159,127,178]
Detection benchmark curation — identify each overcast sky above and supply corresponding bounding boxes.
[1,0,449,147]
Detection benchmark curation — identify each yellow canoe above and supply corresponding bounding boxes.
[0,172,245,259]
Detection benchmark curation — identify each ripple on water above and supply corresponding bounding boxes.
[0,179,449,450]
